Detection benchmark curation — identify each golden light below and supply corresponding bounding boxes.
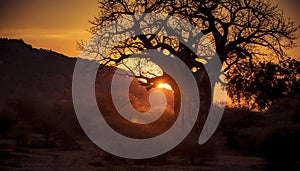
[157,83,173,91]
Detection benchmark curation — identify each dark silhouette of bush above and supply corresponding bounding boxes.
[221,96,300,170]
[0,98,79,148]
[220,108,262,149]
[260,127,300,170]
[9,122,32,145]
[0,116,14,139]
[225,128,239,149]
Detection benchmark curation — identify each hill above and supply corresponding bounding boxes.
[0,38,76,108]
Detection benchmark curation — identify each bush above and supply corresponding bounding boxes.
[0,116,14,139]
[225,128,239,149]
[173,133,216,165]
[9,122,32,145]
[220,108,263,149]
[0,98,80,148]
[222,97,300,170]
[260,127,300,170]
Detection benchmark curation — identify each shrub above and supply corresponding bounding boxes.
[259,127,300,170]
[0,98,80,148]
[9,122,32,145]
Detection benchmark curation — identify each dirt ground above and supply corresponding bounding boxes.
[0,134,267,171]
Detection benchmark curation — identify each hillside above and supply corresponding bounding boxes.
[0,38,76,108]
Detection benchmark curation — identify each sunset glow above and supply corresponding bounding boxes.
[0,0,298,58]
[157,83,173,91]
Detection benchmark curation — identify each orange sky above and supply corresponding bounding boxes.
[0,0,299,58]
[0,0,98,57]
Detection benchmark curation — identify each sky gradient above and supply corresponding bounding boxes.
[0,0,299,58]
[0,0,98,57]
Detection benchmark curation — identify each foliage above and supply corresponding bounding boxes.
[0,98,79,148]
[226,58,300,110]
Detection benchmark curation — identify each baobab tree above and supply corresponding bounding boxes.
[87,0,298,67]
[81,0,298,130]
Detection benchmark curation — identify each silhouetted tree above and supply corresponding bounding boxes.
[83,0,298,126]
[226,58,300,110]
[87,0,298,70]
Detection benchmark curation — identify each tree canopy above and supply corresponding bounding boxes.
[84,0,299,110]
[227,58,300,110]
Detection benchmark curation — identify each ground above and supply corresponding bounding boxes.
[0,132,267,171]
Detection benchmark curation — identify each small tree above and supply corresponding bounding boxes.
[226,58,300,110]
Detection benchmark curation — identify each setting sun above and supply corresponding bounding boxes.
[157,83,173,91]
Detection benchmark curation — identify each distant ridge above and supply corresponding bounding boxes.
[0,38,72,58]
[0,38,77,108]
